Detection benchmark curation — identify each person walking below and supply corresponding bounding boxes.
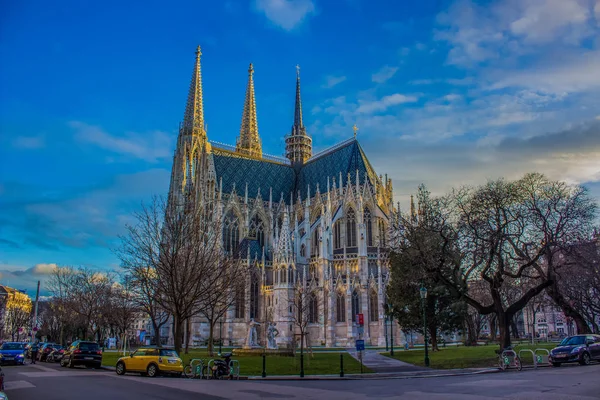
[30,341,39,364]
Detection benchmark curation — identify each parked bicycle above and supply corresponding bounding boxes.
[498,346,522,371]
[183,358,207,379]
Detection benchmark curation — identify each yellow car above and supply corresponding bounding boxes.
[115,347,183,377]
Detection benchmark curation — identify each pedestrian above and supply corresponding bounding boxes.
[30,341,39,364]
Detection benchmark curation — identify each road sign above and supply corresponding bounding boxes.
[356,339,365,351]
[357,313,364,325]
[357,326,364,335]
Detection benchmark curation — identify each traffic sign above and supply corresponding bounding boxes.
[357,313,364,325]
[356,339,365,351]
[357,326,364,335]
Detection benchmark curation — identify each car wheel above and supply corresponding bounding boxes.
[68,357,74,368]
[147,363,159,378]
[552,362,561,367]
[579,352,591,366]
[116,362,126,375]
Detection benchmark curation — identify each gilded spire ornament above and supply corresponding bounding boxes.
[236,63,262,158]
[182,45,206,139]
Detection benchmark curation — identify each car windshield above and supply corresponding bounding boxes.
[560,336,585,346]
[1,343,24,350]
[159,349,178,357]
[79,343,99,351]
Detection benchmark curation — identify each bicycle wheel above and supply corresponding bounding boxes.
[183,365,194,379]
[516,356,522,371]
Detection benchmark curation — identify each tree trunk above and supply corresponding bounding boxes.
[497,313,512,349]
[465,316,478,346]
[185,318,191,354]
[173,315,183,354]
[489,316,497,342]
[208,319,215,356]
[428,323,438,351]
[510,317,520,339]
[151,318,160,346]
[546,285,591,334]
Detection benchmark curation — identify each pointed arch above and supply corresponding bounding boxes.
[250,272,260,319]
[333,220,342,249]
[308,293,318,324]
[336,291,346,323]
[351,289,360,323]
[300,243,306,258]
[249,213,266,248]
[223,209,241,253]
[369,289,379,322]
[346,208,357,247]
[363,207,373,247]
[311,228,320,257]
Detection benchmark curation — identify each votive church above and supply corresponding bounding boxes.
[167,46,397,348]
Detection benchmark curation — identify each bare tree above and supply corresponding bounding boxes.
[106,278,139,346]
[117,196,230,353]
[196,257,246,356]
[4,298,31,341]
[288,275,319,377]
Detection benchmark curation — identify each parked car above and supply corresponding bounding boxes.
[47,346,65,363]
[38,343,59,362]
[0,342,26,365]
[60,341,102,369]
[549,334,600,366]
[115,347,183,377]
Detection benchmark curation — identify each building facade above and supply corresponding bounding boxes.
[166,47,396,347]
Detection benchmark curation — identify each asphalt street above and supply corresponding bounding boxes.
[3,359,600,400]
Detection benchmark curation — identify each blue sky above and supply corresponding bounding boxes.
[1,0,599,295]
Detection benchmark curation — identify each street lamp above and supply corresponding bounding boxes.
[419,286,430,367]
[387,303,394,356]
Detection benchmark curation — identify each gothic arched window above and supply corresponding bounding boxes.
[351,289,360,323]
[378,219,387,247]
[300,244,306,258]
[249,214,266,248]
[336,293,346,323]
[364,208,373,247]
[333,221,341,249]
[311,229,319,257]
[250,277,259,319]
[369,290,379,322]
[308,294,318,324]
[223,211,240,254]
[235,286,245,319]
[346,208,357,247]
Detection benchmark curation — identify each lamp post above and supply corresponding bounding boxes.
[419,286,430,367]
[219,319,223,354]
[387,303,394,356]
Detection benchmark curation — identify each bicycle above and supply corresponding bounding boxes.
[184,358,207,379]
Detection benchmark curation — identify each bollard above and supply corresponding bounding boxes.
[340,353,344,377]
[262,354,266,378]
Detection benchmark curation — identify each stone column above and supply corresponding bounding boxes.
[360,286,370,343]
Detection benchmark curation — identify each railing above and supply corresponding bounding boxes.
[306,137,355,163]
[210,140,291,165]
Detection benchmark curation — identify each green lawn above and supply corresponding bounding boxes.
[383,343,556,369]
[101,349,371,376]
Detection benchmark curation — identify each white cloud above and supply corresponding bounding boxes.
[12,135,45,149]
[70,121,173,162]
[371,65,399,83]
[254,0,315,31]
[356,93,418,114]
[322,75,347,88]
[443,94,462,102]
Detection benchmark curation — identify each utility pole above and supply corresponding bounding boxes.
[31,280,40,342]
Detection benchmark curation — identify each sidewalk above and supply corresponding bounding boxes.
[346,349,426,373]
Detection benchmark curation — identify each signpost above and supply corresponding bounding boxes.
[356,339,365,374]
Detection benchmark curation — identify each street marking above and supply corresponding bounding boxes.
[4,380,36,390]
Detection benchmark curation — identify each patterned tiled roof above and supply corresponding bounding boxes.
[236,238,268,260]
[212,139,378,204]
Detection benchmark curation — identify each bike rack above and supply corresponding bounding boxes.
[189,358,206,379]
[229,360,240,379]
[534,348,550,367]
[500,349,521,371]
[207,359,215,379]
[518,349,536,369]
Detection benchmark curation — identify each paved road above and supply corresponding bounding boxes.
[3,360,600,399]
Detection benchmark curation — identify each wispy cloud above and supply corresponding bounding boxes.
[12,135,45,149]
[70,121,173,162]
[357,93,418,114]
[322,75,347,88]
[371,65,399,83]
[254,0,316,31]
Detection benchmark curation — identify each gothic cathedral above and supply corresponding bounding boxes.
[168,46,395,347]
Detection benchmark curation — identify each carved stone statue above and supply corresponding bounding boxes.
[266,322,279,350]
[244,318,261,349]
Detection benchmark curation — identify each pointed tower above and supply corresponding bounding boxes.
[285,65,312,168]
[168,45,208,208]
[236,63,262,158]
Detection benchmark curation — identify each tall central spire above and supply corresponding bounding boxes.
[236,63,262,158]
[182,45,205,139]
[285,65,312,167]
[293,64,304,131]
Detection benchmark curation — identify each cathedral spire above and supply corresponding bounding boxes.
[182,45,205,139]
[285,65,312,167]
[236,63,262,158]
